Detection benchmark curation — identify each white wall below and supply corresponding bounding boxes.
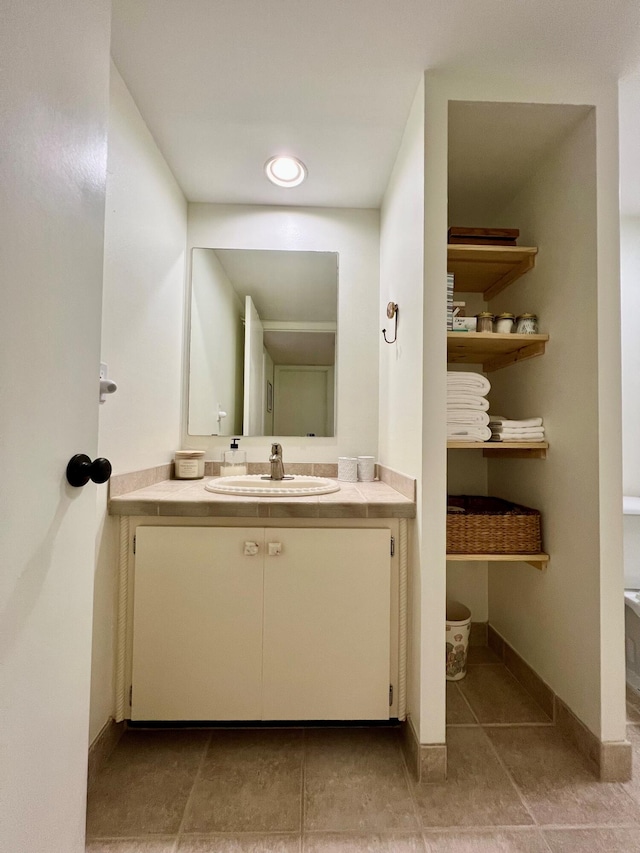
[189,250,243,436]
[423,71,623,743]
[187,204,379,462]
[621,216,640,496]
[90,64,188,743]
[379,81,446,743]
[0,2,111,850]
[488,110,605,736]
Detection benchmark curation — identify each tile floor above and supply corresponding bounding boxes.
[86,650,640,852]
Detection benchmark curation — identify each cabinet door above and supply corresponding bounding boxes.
[131,527,264,721]
[262,528,391,720]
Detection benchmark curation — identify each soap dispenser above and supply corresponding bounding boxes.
[222,437,247,476]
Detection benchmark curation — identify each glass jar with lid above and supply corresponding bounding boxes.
[515,313,539,334]
[494,312,515,334]
[476,312,494,333]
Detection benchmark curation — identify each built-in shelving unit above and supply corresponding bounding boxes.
[447,244,538,300]
[446,553,550,571]
[447,331,548,372]
[447,240,548,568]
[447,441,548,459]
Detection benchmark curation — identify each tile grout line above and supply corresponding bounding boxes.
[396,731,429,850]
[299,729,306,853]
[453,680,481,725]
[478,725,540,829]
[418,821,640,833]
[447,721,555,728]
[174,730,213,844]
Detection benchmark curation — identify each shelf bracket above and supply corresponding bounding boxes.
[484,254,536,300]
[484,341,546,372]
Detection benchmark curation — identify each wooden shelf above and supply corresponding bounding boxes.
[446,553,550,571]
[447,441,548,459]
[447,331,548,371]
[448,244,538,300]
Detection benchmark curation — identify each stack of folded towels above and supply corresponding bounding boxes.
[447,371,491,442]
[489,416,545,442]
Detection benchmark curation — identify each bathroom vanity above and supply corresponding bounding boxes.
[109,476,415,725]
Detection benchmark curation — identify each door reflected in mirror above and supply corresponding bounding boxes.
[188,248,338,437]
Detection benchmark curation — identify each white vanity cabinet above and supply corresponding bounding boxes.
[131,527,264,721]
[130,525,392,722]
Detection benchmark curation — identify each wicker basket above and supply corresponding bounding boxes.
[447,495,542,554]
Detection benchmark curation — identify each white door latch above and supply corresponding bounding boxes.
[267,542,282,556]
[243,541,259,556]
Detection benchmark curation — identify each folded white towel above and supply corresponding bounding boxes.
[447,425,492,441]
[490,432,545,442]
[446,411,490,427]
[447,371,491,396]
[488,416,543,428]
[492,427,546,437]
[447,395,489,411]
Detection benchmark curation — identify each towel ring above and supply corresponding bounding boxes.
[382,302,399,344]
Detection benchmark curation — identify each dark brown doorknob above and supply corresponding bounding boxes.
[66,454,112,487]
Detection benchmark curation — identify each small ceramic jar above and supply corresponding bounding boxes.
[515,313,539,334]
[494,312,515,334]
[476,312,494,333]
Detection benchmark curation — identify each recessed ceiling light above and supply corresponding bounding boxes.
[264,155,307,188]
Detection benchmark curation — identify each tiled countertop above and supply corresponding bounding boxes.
[108,477,416,519]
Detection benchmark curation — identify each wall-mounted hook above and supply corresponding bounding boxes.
[382,302,399,344]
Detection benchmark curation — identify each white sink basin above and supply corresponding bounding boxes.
[205,474,340,497]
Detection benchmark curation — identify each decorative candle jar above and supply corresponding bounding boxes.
[174,449,205,479]
[515,313,539,334]
[476,312,494,333]
[494,312,515,334]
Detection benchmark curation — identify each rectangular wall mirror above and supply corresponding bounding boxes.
[188,248,338,437]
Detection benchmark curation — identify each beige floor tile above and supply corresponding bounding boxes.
[623,724,640,804]
[86,731,210,838]
[626,684,640,723]
[182,730,303,833]
[422,829,549,852]
[628,686,640,723]
[446,683,477,725]
[304,832,426,851]
[304,728,404,773]
[543,827,640,852]
[304,729,418,832]
[411,728,533,828]
[457,666,551,724]
[86,840,177,853]
[487,727,640,825]
[177,834,301,852]
[466,646,502,666]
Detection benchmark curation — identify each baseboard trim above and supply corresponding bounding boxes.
[88,718,125,789]
[488,624,631,782]
[469,621,488,647]
[401,716,447,782]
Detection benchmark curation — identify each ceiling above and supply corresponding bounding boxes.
[111,0,640,211]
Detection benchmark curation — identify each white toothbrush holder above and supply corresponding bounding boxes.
[338,457,358,482]
[357,456,376,482]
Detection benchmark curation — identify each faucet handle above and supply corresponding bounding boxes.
[271,442,282,455]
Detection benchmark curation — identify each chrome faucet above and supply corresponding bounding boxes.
[269,442,285,480]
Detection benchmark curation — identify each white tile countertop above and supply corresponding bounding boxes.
[108,476,416,519]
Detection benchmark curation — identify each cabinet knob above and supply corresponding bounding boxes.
[268,542,282,556]
[243,541,259,556]
[66,454,112,487]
